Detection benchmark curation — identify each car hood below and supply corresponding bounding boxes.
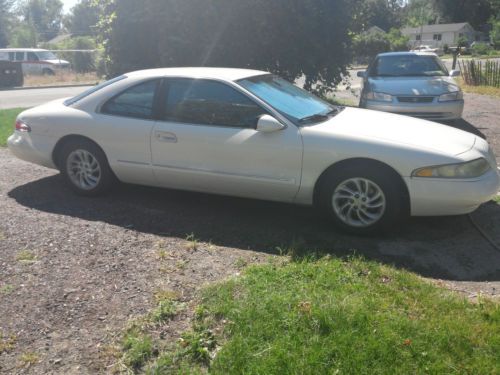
[367,76,460,96]
[44,59,70,65]
[308,107,475,156]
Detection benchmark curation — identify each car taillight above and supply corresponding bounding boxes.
[15,120,31,133]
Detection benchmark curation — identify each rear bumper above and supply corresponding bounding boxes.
[405,168,500,216]
[364,99,464,120]
[7,132,57,169]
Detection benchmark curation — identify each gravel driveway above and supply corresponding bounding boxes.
[1,92,499,374]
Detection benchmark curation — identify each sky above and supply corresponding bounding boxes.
[62,0,78,13]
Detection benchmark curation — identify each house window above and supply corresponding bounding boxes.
[459,33,464,38]
[416,34,421,41]
[433,34,442,41]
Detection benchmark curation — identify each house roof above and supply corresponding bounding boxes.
[363,26,386,35]
[402,22,471,34]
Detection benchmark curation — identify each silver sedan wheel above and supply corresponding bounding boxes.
[66,149,102,190]
[332,178,386,228]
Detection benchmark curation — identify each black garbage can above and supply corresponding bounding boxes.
[0,61,23,88]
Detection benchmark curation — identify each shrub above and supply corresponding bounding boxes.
[471,43,493,56]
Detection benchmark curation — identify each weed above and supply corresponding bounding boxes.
[16,250,36,263]
[0,333,16,354]
[122,329,154,370]
[185,233,198,251]
[234,257,248,269]
[0,284,14,295]
[176,260,189,270]
[178,329,217,365]
[19,352,39,367]
[155,240,169,260]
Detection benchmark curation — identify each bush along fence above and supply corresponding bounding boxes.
[459,59,500,87]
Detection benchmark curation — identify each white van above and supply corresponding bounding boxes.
[0,48,70,75]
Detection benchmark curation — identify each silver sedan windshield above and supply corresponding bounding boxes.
[370,55,448,77]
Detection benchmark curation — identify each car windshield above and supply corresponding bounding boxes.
[237,74,340,125]
[369,55,448,77]
[36,51,58,60]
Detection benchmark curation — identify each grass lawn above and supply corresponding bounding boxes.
[0,108,26,147]
[459,82,500,98]
[114,257,500,374]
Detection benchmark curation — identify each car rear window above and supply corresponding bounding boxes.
[63,75,127,106]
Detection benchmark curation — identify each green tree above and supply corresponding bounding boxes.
[433,0,493,29]
[403,0,437,27]
[64,0,100,36]
[97,0,360,92]
[387,28,410,50]
[0,0,14,47]
[8,25,38,47]
[353,0,406,33]
[490,18,500,48]
[19,0,64,42]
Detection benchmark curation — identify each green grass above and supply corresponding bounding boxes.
[0,108,26,147]
[144,257,500,374]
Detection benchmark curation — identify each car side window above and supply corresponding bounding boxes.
[8,52,15,61]
[101,80,159,120]
[15,52,24,61]
[162,78,267,128]
[27,52,39,62]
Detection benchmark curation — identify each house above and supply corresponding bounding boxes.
[401,22,482,48]
[363,26,386,36]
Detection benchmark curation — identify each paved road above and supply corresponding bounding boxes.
[0,85,92,109]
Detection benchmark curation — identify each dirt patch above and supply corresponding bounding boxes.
[1,92,499,374]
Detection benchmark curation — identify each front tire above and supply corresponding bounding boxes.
[59,139,114,196]
[318,164,408,234]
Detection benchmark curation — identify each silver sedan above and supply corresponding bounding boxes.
[358,52,463,121]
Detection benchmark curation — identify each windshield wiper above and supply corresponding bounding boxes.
[298,107,343,124]
[298,113,329,124]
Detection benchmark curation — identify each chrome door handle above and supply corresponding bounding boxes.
[155,131,177,143]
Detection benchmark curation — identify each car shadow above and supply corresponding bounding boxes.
[440,118,487,139]
[8,175,500,282]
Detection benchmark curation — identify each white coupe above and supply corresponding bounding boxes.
[8,68,500,234]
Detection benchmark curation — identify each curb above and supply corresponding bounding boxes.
[0,83,96,92]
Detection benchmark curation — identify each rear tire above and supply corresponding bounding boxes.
[58,139,114,196]
[317,164,408,235]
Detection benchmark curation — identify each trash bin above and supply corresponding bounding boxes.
[0,61,23,88]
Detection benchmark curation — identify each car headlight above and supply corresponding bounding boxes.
[412,158,491,179]
[438,91,463,102]
[364,91,393,102]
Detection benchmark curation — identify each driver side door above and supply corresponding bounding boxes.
[151,78,303,202]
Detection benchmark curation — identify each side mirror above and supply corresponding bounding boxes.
[357,71,366,78]
[256,115,286,133]
[450,70,460,77]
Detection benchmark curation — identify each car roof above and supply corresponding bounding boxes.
[126,67,269,82]
[377,52,437,57]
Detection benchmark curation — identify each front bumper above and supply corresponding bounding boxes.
[364,99,464,121]
[404,168,500,216]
